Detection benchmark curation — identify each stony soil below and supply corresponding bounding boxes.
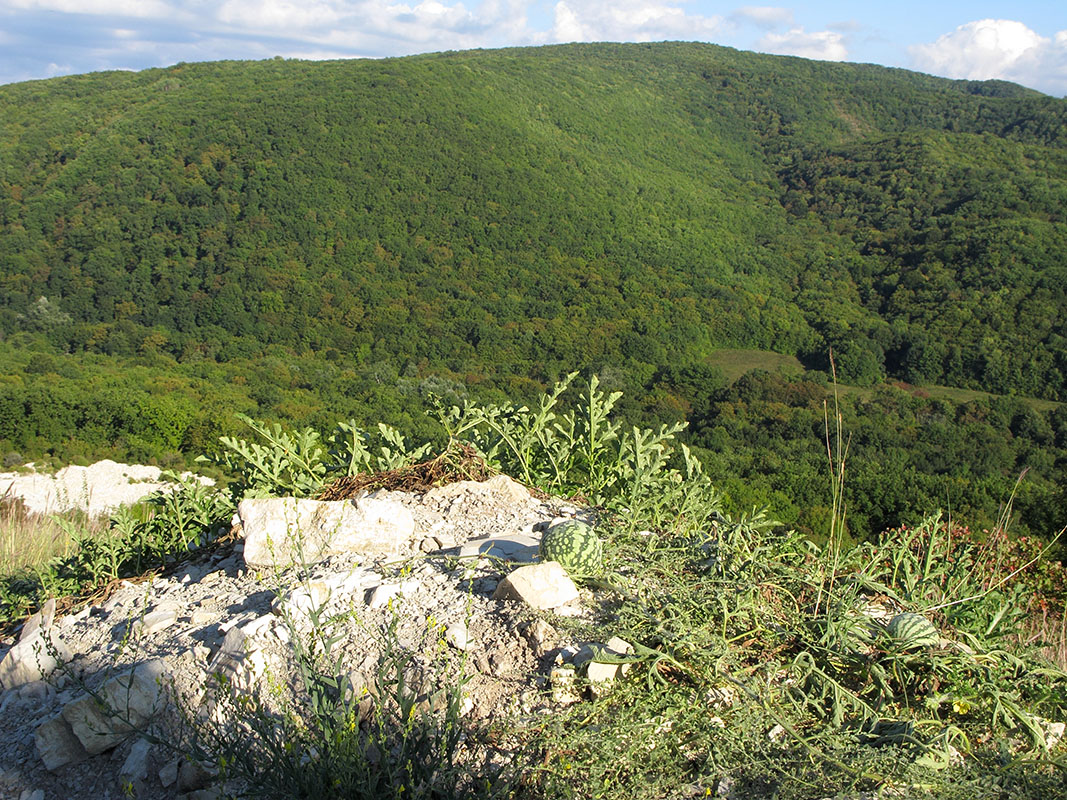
[0,476,603,800]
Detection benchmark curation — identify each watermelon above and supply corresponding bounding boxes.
[540,520,603,577]
[887,612,940,650]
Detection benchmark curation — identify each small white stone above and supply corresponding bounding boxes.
[119,738,152,783]
[444,622,468,651]
[705,685,738,709]
[523,619,555,654]
[134,609,178,636]
[159,757,180,787]
[366,580,421,609]
[191,610,215,626]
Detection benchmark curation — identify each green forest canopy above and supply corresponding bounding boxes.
[1,42,1065,542]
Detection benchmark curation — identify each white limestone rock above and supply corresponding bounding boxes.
[492,562,579,610]
[366,580,422,609]
[423,474,531,507]
[34,715,89,771]
[119,737,152,784]
[61,659,167,755]
[0,629,70,691]
[586,637,634,696]
[238,495,415,568]
[445,622,469,651]
[132,609,178,637]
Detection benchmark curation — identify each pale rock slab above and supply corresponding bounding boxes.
[366,580,422,609]
[61,659,167,755]
[34,715,89,771]
[238,496,415,568]
[586,637,634,696]
[492,562,579,609]
[457,532,540,562]
[159,757,180,787]
[201,614,274,721]
[119,737,152,784]
[0,628,71,691]
[132,609,178,637]
[19,599,56,643]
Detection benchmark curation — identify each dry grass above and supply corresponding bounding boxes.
[0,495,107,575]
[316,442,493,499]
[1022,607,1067,670]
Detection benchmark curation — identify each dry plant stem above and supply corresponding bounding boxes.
[316,443,493,499]
[816,351,850,619]
[0,498,105,573]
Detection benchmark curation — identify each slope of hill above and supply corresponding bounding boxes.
[1,43,1064,391]
[1,43,1066,541]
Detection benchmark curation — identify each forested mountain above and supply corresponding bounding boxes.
[1,42,1066,541]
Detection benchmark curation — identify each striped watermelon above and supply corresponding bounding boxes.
[887,612,940,650]
[540,520,602,578]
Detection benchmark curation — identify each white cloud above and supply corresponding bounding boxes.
[731,6,792,30]
[216,0,341,30]
[551,2,583,41]
[44,61,74,77]
[911,19,1043,79]
[910,19,1067,96]
[196,0,532,53]
[7,0,172,17]
[757,27,847,61]
[545,0,723,44]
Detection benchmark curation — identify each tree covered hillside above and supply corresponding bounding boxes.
[1,43,1065,393]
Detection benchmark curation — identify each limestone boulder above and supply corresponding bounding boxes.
[492,561,579,609]
[238,495,415,568]
[60,659,168,755]
[0,600,70,691]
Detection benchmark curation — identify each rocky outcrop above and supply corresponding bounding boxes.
[0,600,70,692]
[0,475,604,800]
[0,460,213,517]
[237,494,416,567]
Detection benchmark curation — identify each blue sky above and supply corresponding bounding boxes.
[0,1,1064,95]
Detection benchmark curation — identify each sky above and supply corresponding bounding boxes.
[0,1,1064,96]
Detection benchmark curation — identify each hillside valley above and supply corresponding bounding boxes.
[1,42,1066,541]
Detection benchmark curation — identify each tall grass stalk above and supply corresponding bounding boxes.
[815,352,850,618]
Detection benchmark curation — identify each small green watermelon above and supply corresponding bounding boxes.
[540,520,603,577]
[887,612,940,650]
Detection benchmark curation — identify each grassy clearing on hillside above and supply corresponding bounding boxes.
[707,347,1062,415]
[703,349,806,383]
